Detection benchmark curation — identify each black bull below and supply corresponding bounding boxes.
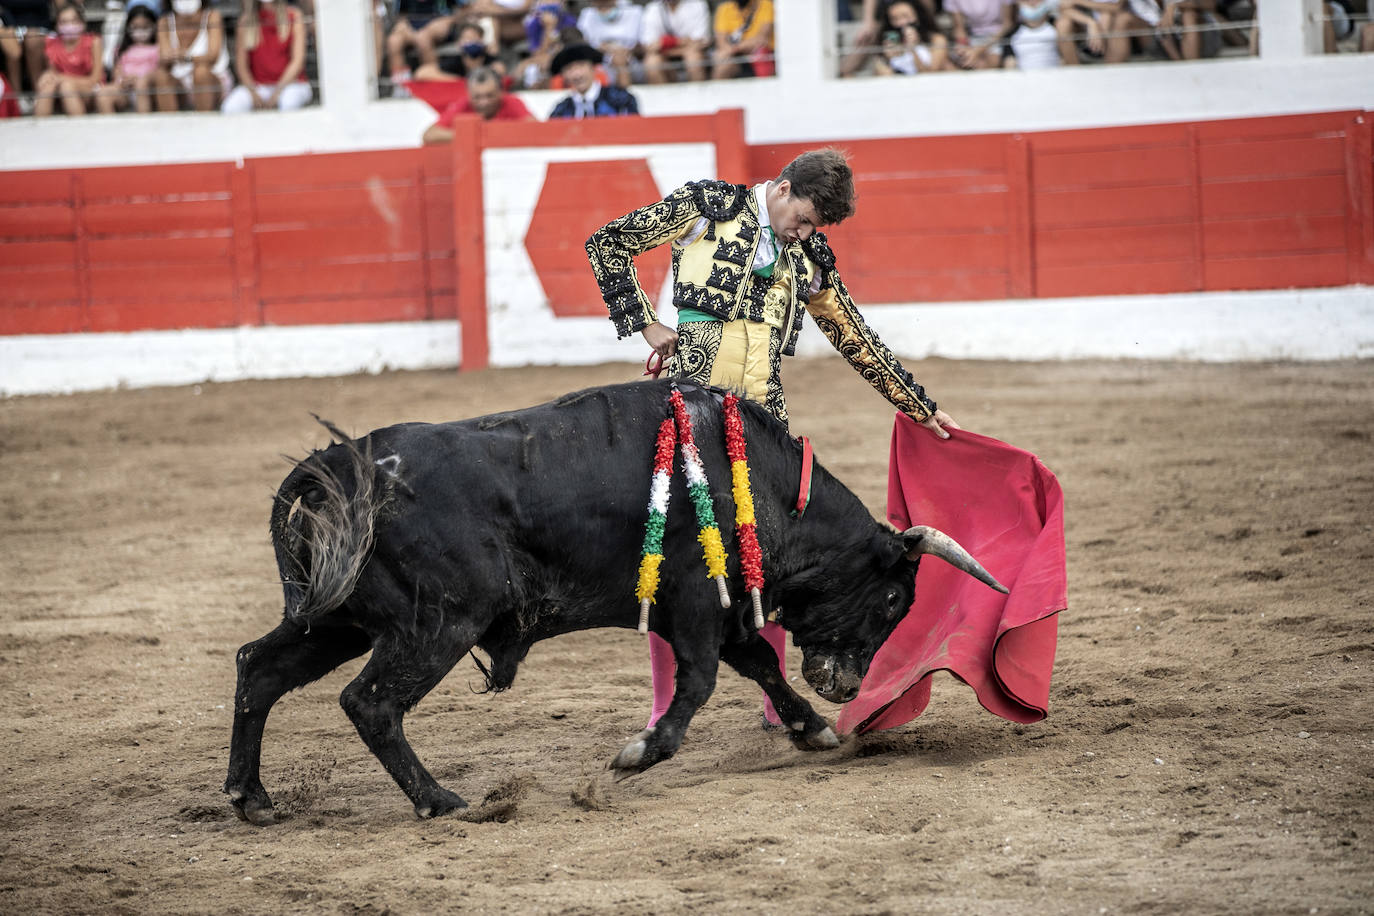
[225,381,1006,824]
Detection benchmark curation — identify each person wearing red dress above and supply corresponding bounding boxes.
[34,3,104,117]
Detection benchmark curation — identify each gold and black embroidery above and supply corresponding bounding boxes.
[589,186,937,422]
[667,321,723,384]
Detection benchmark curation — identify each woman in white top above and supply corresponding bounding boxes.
[153,0,232,111]
[1008,0,1061,69]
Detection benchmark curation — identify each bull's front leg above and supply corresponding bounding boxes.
[720,634,839,752]
[611,635,719,775]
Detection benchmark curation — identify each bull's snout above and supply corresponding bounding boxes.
[801,651,864,704]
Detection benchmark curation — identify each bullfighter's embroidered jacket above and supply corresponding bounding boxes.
[585,179,938,420]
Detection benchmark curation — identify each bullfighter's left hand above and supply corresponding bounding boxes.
[919,408,959,440]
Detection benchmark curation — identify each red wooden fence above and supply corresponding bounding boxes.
[1,110,1369,339]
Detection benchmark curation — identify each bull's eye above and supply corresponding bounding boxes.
[886,589,903,616]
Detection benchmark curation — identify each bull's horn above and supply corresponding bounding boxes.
[901,526,1009,594]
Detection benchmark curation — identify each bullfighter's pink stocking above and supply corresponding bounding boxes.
[645,625,787,729]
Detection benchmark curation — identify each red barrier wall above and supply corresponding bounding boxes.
[749,109,1373,307]
[1,110,1369,339]
[0,145,455,335]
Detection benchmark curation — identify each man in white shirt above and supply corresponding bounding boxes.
[576,0,644,87]
[639,0,710,83]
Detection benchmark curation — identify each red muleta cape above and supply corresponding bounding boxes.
[835,416,1066,735]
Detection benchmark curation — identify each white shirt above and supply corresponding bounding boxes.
[577,2,644,51]
[569,81,601,119]
[640,0,711,46]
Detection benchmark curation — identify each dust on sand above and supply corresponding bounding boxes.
[1,358,1370,915]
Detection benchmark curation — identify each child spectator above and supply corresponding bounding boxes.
[640,0,709,83]
[221,0,310,113]
[154,0,230,111]
[1008,0,1062,69]
[547,40,638,117]
[576,0,643,88]
[34,3,103,117]
[947,0,1016,69]
[96,3,160,113]
[712,0,775,79]
[0,0,54,108]
[421,65,530,142]
[872,0,950,74]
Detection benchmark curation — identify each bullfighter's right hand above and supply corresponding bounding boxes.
[642,322,679,360]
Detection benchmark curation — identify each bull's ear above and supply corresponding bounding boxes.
[878,531,911,571]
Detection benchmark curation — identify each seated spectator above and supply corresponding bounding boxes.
[1008,0,1062,68]
[576,0,643,87]
[34,3,103,117]
[872,0,950,74]
[712,0,774,79]
[154,0,230,112]
[840,0,940,76]
[1322,0,1353,53]
[547,41,638,118]
[416,20,506,82]
[385,1,457,90]
[96,3,161,113]
[640,0,709,83]
[421,65,530,142]
[463,0,535,48]
[0,0,54,108]
[947,0,1017,69]
[221,0,311,113]
[1108,0,1221,62]
[1055,0,1116,65]
[518,1,574,88]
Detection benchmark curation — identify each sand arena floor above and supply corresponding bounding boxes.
[1,357,1370,915]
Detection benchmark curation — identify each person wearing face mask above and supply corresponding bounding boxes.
[221,0,310,113]
[33,3,104,117]
[414,20,505,83]
[546,40,637,118]
[575,0,643,88]
[153,0,231,111]
[587,149,959,732]
[96,4,162,113]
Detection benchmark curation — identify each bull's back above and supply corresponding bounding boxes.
[363,382,675,557]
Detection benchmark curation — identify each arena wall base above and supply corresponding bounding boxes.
[0,321,460,397]
[797,286,1374,364]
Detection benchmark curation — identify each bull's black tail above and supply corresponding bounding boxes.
[269,419,383,622]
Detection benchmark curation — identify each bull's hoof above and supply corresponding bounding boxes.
[610,728,654,774]
[414,788,468,819]
[228,789,277,827]
[789,724,840,752]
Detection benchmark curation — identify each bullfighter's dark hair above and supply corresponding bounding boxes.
[777,148,856,227]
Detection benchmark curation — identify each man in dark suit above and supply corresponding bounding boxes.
[548,42,639,118]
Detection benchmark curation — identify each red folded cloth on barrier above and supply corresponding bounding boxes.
[835,417,1066,735]
[404,79,468,114]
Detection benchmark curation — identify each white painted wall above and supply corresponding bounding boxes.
[1,0,1371,171]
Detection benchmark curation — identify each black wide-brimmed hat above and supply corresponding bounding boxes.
[551,43,602,76]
